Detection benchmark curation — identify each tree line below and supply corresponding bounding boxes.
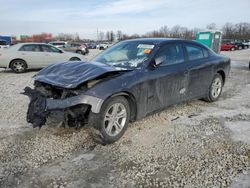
[16,22,250,43]
[100,22,250,42]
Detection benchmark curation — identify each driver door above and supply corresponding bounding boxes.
[146,43,189,113]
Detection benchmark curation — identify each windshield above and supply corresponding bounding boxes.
[92,41,155,69]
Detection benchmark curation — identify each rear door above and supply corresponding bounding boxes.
[146,42,189,113]
[184,43,214,99]
[39,44,68,66]
[18,44,45,68]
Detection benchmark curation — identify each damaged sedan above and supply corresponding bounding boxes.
[23,38,230,144]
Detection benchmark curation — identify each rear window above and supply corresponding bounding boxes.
[186,44,205,61]
[156,44,185,66]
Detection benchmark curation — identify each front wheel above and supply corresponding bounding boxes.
[204,73,223,102]
[95,96,130,144]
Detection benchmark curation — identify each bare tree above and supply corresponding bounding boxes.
[222,22,235,39]
[159,26,169,37]
[206,23,217,30]
[110,31,115,42]
[99,32,104,41]
[117,30,123,41]
[105,31,110,41]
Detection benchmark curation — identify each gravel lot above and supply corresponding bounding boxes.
[0,49,250,188]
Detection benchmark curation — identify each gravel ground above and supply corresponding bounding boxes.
[0,49,249,188]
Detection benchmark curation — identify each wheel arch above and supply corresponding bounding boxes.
[107,91,137,122]
[9,58,27,68]
[217,70,225,85]
[69,57,81,61]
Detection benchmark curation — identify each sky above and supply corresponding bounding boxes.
[0,0,250,39]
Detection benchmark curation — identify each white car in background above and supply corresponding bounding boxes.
[243,40,250,48]
[0,43,86,73]
[96,42,113,50]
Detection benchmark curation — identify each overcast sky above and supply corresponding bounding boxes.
[0,0,249,39]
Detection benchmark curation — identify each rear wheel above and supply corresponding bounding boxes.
[204,73,223,102]
[76,50,85,55]
[94,96,130,144]
[69,57,81,61]
[10,59,27,73]
[230,47,235,51]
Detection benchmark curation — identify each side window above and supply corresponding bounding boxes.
[156,44,185,66]
[40,45,53,52]
[186,44,204,61]
[41,45,61,53]
[19,44,41,52]
[49,46,61,53]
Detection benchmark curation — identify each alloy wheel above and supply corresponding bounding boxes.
[12,61,25,72]
[211,77,222,98]
[103,103,127,137]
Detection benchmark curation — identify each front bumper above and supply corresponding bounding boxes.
[22,87,104,128]
[46,94,103,113]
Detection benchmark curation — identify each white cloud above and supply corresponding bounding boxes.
[83,0,169,17]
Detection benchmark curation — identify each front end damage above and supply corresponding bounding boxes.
[22,61,130,128]
[22,81,103,128]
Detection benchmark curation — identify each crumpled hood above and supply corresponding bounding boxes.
[35,61,122,88]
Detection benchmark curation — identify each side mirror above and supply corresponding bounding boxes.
[152,56,166,67]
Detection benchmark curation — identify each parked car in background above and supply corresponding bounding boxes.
[62,42,89,55]
[0,40,9,49]
[220,43,237,51]
[96,42,113,50]
[0,36,12,46]
[23,38,230,144]
[232,40,248,50]
[0,43,85,73]
[243,40,250,48]
[87,43,97,49]
[49,41,67,48]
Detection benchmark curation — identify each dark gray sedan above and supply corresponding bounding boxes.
[24,38,230,144]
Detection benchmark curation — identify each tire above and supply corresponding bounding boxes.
[204,73,223,102]
[94,96,130,144]
[99,47,104,50]
[69,57,81,61]
[76,50,83,54]
[230,47,235,51]
[238,46,242,50]
[10,59,27,73]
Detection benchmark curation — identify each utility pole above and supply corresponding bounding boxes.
[97,28,99,41]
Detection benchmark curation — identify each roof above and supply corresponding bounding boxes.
[124,38,188,45]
